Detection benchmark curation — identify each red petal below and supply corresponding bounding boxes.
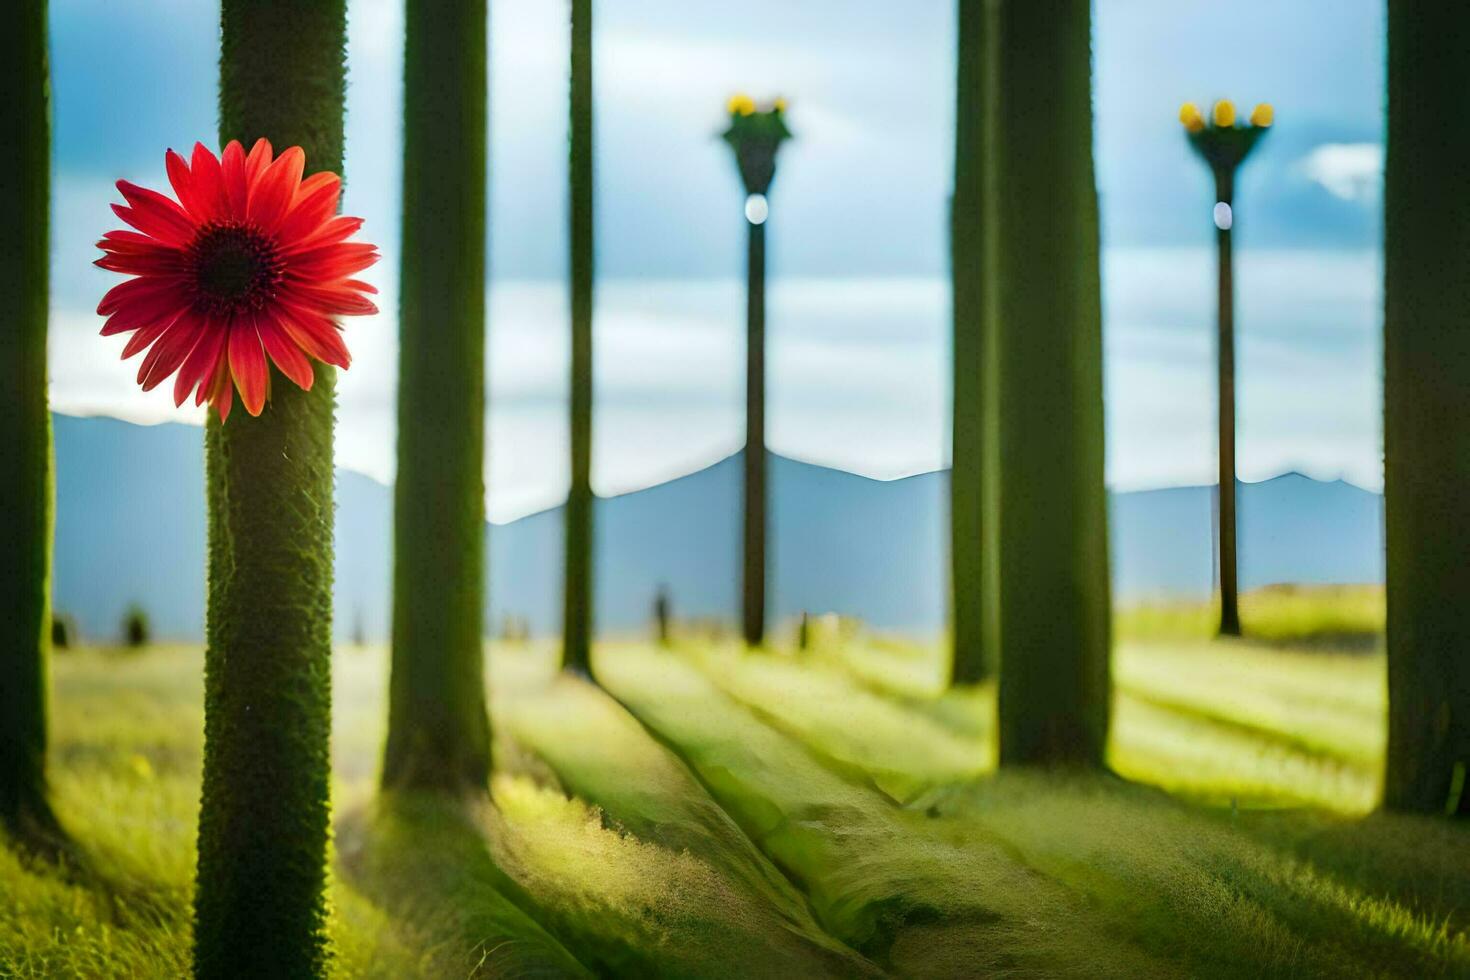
[214,370,235,421]
[245,138,273,186]
[115,180,197,246]
[221,140,249,219]
[174,317,226,407]
[97,275,185,316]
[110,204,189,249]
[257,313,315,391]
[248,146,305,230]
[165,149,209,222]
[280,282,378,317]
[119,315,179,359]
[101,229,157,248]
[283,215,364,254]
[199,346,230,407]
[228,319,270,415]
[277,173,341,244]
[190,143,226,220]
[276,307,351,368]
[101,295,190,336]
[95,251,187,275]
[286,242,379,280]
[139,315,204,391]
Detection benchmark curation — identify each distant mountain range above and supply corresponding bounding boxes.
[51,414,1383,643]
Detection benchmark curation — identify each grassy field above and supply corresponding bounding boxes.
[5,587,1469,978]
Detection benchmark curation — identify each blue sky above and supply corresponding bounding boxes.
[47,0,1385,520]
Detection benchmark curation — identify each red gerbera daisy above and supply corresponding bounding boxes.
[96,139,378,421]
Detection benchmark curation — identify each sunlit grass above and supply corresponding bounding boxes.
[7,586,1467,978]
[1116,583,1385,646]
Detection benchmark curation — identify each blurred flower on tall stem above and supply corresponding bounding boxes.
[723,95,790,648]
[1179,98,1272,638]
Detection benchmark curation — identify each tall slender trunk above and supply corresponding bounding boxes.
[1214,169,1241,637]
[949,0,995,685]
[383,0,491,793]
[992,0,1111,767]
[0,0,61,847]
[1383,1,1470,817]
[194,2,346,975]
[742,217,767,647]
[563,0,595,674]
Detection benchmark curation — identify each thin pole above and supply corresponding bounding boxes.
[742,216,767,646]
[1214,168,1240,637]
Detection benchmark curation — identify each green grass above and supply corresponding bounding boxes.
[4,587,1468,977]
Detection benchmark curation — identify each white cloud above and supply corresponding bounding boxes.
[1299,143,1383,202]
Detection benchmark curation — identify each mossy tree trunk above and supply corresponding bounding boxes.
[0,0,62,848]
[194,2,346,975]
[382,0,491,793]
[991,0,1111,767]
[1382,1,1470,817]
[743,217,767,647]
[563,0,595,675]
[949,0,996,685]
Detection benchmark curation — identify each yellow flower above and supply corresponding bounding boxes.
[1179,102,1204,133]
[727,93,756,117]
[1213,99,1236,128]
[1249,102,1274,128]
[773,97,788,113]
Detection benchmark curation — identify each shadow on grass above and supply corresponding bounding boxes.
[926,773,1470,979]
[491,672,883,978]
[595,647,1170,977]
[0,817,193,977]
[336,793,589,979]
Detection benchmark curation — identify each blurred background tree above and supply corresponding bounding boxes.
[949,0,997,686]
[382,0,492,796]
[563,0,596,676]
[0,0,63,853]
[990,0,1111,768]
[1382,0,1470,818]
[122,604,150,649]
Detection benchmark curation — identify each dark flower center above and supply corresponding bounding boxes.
[188,222,283,315]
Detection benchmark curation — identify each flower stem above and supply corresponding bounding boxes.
[193,1,346,975]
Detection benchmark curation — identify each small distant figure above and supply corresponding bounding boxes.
[51,613,76,651]
[797,611,811,652]
[654,584,672,646]
[499,613,531,645]
[350,608,367,648]
[123,604,150,648]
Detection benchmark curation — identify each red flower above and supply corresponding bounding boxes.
[96,139,378,420]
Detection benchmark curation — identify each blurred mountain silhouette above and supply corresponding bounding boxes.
[52,414,1382,642]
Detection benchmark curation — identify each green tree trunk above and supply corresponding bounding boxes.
[949,0,995,685]
[563,0,595,675]
[1214,169,1241,637]
[0,0,62,848]
[194,2,346,975]
[1382,1,1470,817]
[991,0,1111,768]
[382,0,491,793]
[742,218,767,647]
